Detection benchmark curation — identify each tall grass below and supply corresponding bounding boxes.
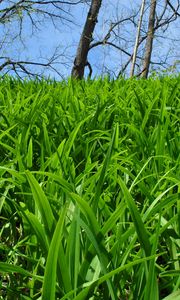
[0,76,180,300]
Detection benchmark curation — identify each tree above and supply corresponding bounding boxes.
[71,0,102,79]
[130,0,146,77]
[0,0,179,79]
[83,0,180,78]
[0,0,82,78]
[141,0,157,78]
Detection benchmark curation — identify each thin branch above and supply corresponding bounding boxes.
[167,0,180,17]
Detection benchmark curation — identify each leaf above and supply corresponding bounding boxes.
[20,203,49,253]
[42,207,66,300]
[0,262,32,276]
[63,115,91,159]
[70,193,116,299]
[118,177,151,256]
[160,270,180,277]
[70,192,100,236]
[26,171,55,236]
[0,262,42,282]
[93,123,118,212]
[162,291,180,300]
[27,137,33,168]
[61,254,161,300]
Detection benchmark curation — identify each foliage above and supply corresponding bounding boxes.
[0,76,180,299]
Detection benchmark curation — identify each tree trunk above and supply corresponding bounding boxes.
[141,0,157,78]
[71,0,102,79]
[130,0,146,77]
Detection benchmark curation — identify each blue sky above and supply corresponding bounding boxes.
[1,0,180,79]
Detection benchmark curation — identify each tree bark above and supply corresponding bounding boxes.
[141,0,157,78]
[130,0,146,77]
[71,0,102,79]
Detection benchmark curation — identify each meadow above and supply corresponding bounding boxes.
[0,76,180,300]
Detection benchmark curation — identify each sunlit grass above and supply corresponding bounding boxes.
[0,76,180,300]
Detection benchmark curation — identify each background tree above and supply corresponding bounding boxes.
[141,0,157,78]
[130,0,146,77]
[0,0,179,79]
[71,0,102,79]
[84,0,180,78]
[0,0,82,77]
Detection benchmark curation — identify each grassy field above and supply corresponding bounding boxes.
[0,76,180,300]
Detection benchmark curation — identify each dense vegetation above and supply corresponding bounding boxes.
[0,76,180,300]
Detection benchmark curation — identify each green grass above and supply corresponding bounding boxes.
[0,76,180,300]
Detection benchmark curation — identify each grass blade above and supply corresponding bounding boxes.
[118,177,151,256]
[26,171,55,236]
[42,207,66,300]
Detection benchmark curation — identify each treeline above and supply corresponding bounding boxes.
[0,0,180,79]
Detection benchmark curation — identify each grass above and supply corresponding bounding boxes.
[0,76,180,300]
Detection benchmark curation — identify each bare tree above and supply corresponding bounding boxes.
[87,7,141,77]
[0,0,179,79]
[71,0,102,79]
[0,0,82,78]
[141,0,157,78]
[84,1,179,78]
[130,0,146,77]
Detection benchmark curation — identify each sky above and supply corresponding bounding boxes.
[1,0,180,79]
